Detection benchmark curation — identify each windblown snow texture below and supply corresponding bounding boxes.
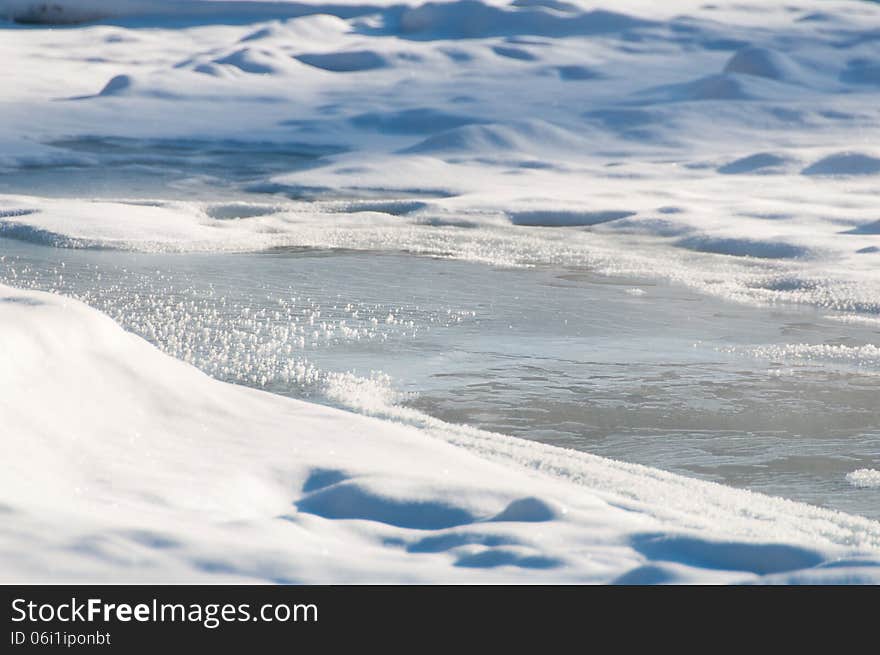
[2,0,880,583]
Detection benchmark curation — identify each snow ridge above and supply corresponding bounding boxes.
[1,286,879,584]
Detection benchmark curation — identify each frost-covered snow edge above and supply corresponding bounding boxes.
[1,283,879,584]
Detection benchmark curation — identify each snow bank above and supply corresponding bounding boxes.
[802,152,880,176]
[1,284,880,583]
[1,0,879,318]
[722,47,805,83]
[847,470,880,490]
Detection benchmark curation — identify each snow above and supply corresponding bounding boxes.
[847,470,880,489]
[1,0,880,313]
[2,284,880,583]
[1,0,880,582]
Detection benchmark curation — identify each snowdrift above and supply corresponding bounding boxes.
[1,284,880,583]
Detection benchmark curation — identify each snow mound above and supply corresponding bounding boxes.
[492,497,559,522]
[802,152,880,176]
[847,469,880,489]
[0,197,234,250]
[639,73,761,102]
[97,74,134,96]
[240,15,350,43]
[718,152,792,175]
[213,48,300,75]
[2,286,880,583]
[722,47,803,82]
[402,120,587,155]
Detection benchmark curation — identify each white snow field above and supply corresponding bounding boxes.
[1,0,880,309]
[2,283,880,584]
[2,0,880,583]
